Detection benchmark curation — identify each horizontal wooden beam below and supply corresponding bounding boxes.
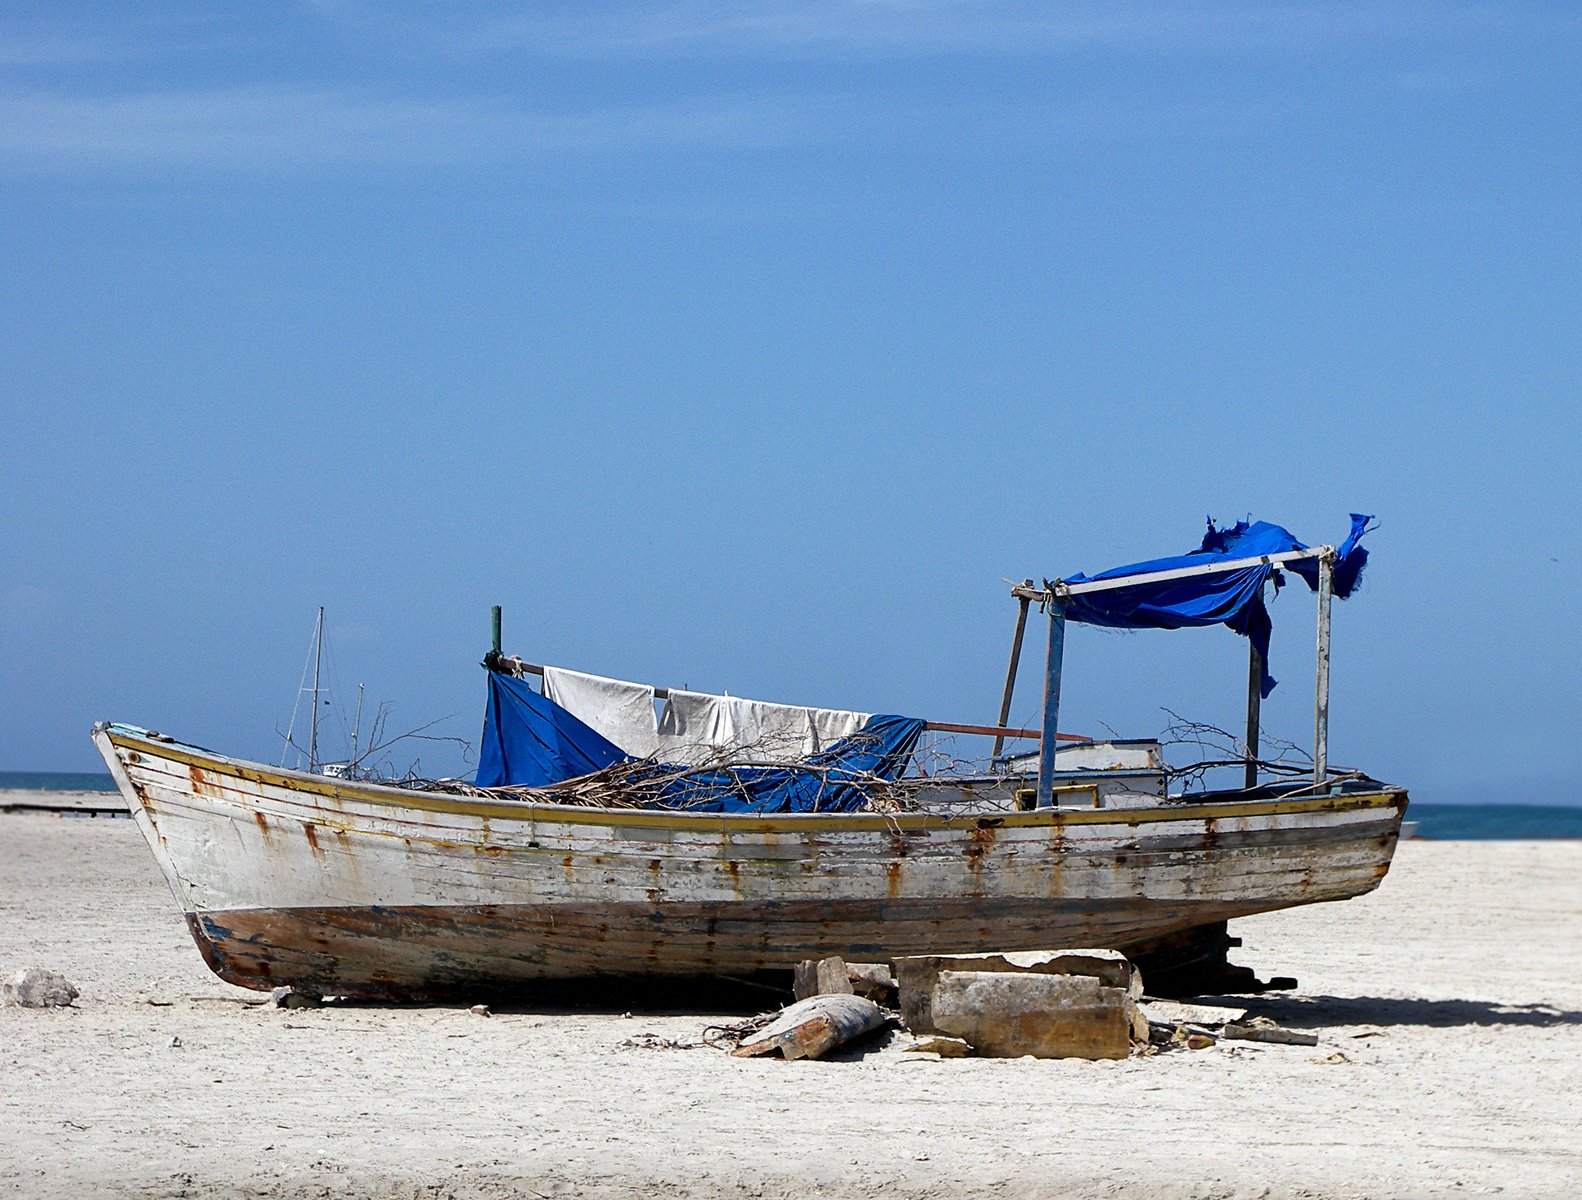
[924,720,1088,744]
[483,655,1089,744]
[1012,546,1333,602]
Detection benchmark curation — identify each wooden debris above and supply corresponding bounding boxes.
[1148,1019,1217,1046]
[930,970,1135,1060]
[793,955,856,1000]
[1222,1019,1318,1046]
[895,949,1141,1035]
[731,994,888,1061]
[793,957,896,1002]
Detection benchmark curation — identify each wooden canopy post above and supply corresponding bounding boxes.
[1034,597,1068,809]
[1244,637,1263,790]
[491,605,502,657]
[1314,553,1333,786]
[992,582,1034,759]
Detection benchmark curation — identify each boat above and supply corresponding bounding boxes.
[92,516,1406,1000]
[279,606,367,780]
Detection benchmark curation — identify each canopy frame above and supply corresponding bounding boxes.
[1009,545,1338,807]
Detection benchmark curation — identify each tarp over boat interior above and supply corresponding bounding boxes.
[475,672,925,812]
[1060,514,1373,698]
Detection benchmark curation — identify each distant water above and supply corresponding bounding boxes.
[0,771,119,793]
[1408,802,1582,840]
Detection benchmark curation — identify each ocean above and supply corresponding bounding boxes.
[1,771,121,793]
[3,772,1579,838]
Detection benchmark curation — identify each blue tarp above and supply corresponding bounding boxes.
[475,671,629,789]
[475,671,926,812]
[630,713,927,814]
[1061,514,1373,697]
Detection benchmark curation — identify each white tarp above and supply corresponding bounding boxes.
[657,690,870,766]
[540,665,869,766]
[540,666,660,758]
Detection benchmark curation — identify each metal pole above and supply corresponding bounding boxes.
[309,606,324,774]
[1035,598,1068,809]
[992,583,1034,759]
[491,605,503,656]
[1244,637,1263,790]
[1314,554,1333,787]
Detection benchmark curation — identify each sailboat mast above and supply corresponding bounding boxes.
[351,682,365,770]
[309,606,324,773]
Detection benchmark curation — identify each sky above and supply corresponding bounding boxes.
[3,2,1579,803]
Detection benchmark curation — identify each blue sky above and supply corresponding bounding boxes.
[3,2,1579,802]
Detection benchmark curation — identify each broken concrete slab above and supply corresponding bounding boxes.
[1138,999,1249,1028]
[930,970,1134,1060]
[845,962,896,1002]
[904,1036,973,1058]
[895,949,1141,1035]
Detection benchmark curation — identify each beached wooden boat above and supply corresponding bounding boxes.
[92,723,1404,999]
[92,516,1404,999]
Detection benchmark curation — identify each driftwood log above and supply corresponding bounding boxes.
[731,994,888,1061]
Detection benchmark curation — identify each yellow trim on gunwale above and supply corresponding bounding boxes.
[103,728,1406,834]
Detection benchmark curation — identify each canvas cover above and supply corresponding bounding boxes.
[1061,514,1373,696]
[476,671,924,812]
[541,664,871,765]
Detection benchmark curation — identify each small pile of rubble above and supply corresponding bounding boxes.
[896,950,1143,1060]
[1137,998,1318,1050]
[721,950,1317,1062]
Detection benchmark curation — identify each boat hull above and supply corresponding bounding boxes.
[95,725,1406,999]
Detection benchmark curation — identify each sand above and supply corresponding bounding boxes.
[1,812,1579,1199]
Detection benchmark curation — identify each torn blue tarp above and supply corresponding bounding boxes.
[476,671,925,811]
[475,671,629,788]
[1060,514,1373,697]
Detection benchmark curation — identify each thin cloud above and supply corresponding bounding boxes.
[312,0,1559,61]
[0,84,871,173]
[0,31,138,67]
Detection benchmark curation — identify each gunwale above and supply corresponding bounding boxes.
[100,723,1406,834]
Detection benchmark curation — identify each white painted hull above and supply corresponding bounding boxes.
[94,724,1406,998]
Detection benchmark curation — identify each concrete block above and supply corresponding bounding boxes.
[895,949,1141,1034]
[931,970,1133,1060]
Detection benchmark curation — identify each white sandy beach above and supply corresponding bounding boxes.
[1,810,1579,1199]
